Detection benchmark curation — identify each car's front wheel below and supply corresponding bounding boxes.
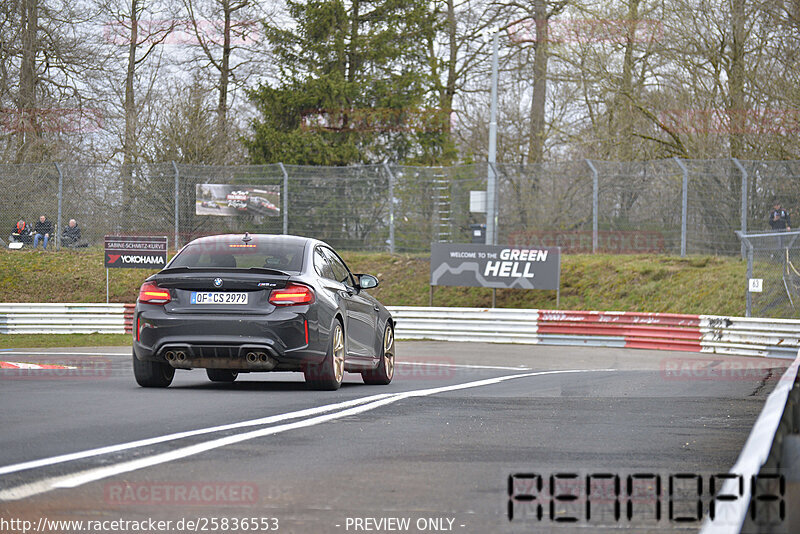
[362,323,395,385]
[133,350,175,388]
[206,369,238,383]
[305,319,345,391]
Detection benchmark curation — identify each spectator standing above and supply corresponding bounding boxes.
[9,220,32,245]
[769,201,792,253]
[32,215,53,249]
[769,202,791,231]
[62,219,82,247]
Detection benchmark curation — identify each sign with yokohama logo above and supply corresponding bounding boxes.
[104,236,168,269]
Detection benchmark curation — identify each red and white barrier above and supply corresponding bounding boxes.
[1,303,798,359]
[390,307,800,359]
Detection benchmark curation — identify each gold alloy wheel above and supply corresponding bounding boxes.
[383,325,395,380]
[333,323,345,384]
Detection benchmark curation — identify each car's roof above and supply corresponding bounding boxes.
[186,234,321,248]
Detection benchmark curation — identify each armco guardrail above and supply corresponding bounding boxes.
[0,303,134,334]
[699,349,800,534]
[389,306,800,359]
[1,304,799,358]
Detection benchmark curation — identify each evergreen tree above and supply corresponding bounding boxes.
[246,0,446,165]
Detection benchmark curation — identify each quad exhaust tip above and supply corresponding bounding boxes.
[175,351,186,361]
[164,351,175,361]
[246,352,258,363]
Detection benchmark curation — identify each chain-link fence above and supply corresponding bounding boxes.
[1,159,797,254]
[738,230,800,318]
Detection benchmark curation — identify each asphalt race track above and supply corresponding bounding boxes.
[0,342,790,534]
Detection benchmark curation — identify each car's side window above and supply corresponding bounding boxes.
[323,247,353,286]
[314,247,335,280]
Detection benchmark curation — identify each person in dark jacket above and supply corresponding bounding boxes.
[32,214,53,249]
[9,220,32,245]
[61,219,82,247]
[769,202,792,252]
[769,202,791,231]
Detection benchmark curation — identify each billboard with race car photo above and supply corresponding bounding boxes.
[195,184,281,217]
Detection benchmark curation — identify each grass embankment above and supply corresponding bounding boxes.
[0,247,746,348]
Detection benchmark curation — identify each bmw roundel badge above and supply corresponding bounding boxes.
[213,278,223,288]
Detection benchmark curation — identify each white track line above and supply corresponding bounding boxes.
[0,364,525,475]
[0,353,532,370]
[396,361,530,371]
[0,368,615,501]
[0,394,394,477]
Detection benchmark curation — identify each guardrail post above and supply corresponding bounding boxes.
[279,163,289,235]
[54,162,63,251]
[383,162,396,254]
[732,158,748,260]
[674,157,689,257]
[171,161,179,250]
[586,159,599,253]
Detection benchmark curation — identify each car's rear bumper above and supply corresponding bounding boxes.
[133,305,326,371]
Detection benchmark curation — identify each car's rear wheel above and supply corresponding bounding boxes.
[362,323,395,385]
[206,369,238,382]
[133,350,174,388]
[305,320,345,390]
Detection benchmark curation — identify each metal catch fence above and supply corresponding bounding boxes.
[1,159,797,255]
[738,230,800,319]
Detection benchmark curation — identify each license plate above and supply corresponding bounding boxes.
[191,292,248,305]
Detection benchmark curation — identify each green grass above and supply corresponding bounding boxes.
[0,248,747,348]
[343,252,746,316]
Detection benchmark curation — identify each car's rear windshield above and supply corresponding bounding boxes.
[168,240,305,271]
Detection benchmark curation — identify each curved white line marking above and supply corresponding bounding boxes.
[0,369,615,501]
[0,394,394,477]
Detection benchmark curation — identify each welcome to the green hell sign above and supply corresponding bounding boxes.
[430,243,560,290]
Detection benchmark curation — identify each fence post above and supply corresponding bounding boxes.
[586,159,599,253]
[171,161,179,251]
[279,163,289,235]
[488,162,499,245]
[746,242,753,318]
[383,162,396,253]
[54,162,63,251]
[732,158,748,259]
[673,157,689,257]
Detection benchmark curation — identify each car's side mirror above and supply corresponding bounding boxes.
[357,274,379,290]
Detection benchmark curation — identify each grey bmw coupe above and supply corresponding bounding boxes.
[132,233,394,390]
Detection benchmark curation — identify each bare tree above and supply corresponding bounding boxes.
[182,0,271,162]
[0,0,99,162]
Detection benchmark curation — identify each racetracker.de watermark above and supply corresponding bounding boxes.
[0,108,103,134]
[0,357,112,380]
[659,109,800,135]
[660,357,782,381]
[507,18,663,44]
[104,481,259,506]
[102,19,262,46]
[300,108,452,133]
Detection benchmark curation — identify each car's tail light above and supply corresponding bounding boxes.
[269,283,315,306]
[138,281,171,304]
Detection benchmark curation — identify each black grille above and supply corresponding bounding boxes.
[195,346,238,359]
